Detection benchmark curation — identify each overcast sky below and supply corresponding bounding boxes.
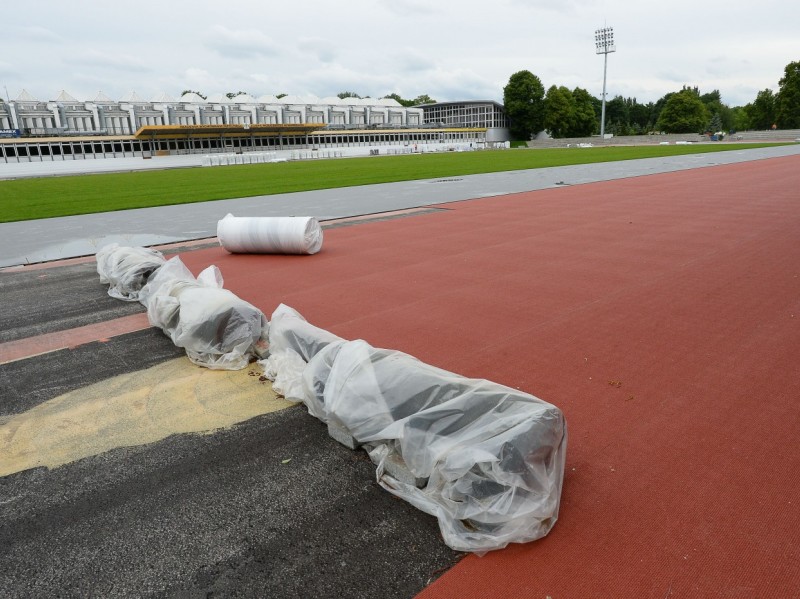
[2,0,797,107]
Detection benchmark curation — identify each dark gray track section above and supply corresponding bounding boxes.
[1,267,460,598]
[0,261,144,343]
[0,405,460,599]
[0,329,183,416]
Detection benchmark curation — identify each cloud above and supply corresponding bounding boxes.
[377,0,437,17]
[0,59,19,78]
[18,26,64,43]
[72,51,153,73]
[503,0,598,13]
[391,49,436,74]
[207,26,280,59]
[3,0,798,109]
[177,67,219,94]
[290,63,395,98]
[297,37,337,63]
[401,67,501,102]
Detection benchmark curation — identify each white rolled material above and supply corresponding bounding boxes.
[217,213,323,255]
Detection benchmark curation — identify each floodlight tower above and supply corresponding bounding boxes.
[595,26,616,138]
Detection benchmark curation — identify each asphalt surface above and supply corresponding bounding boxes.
[2,144,799,267]
[0,261,460,598]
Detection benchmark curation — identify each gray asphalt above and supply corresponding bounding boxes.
[0,262,460,599]
[2,144,799,268]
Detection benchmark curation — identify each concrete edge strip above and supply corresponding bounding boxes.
[0,312,151,365]
[0,206,446,272]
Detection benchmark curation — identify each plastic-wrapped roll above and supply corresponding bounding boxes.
[139,256,270,370]
[217,213,323,255]
[261,303,567,554]
[96,243,166,302]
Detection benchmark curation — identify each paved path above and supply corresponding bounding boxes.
[2,145,799,268]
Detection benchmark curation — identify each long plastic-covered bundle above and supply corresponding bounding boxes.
[263,305,567,553]
[96,243,166,301]
[261,304,344,413]
[138,256,269,370]
[217,213,323,255]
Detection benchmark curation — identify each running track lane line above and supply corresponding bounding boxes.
[0,312,151,364]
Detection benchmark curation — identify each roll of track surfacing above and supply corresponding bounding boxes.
[217,214,323,255]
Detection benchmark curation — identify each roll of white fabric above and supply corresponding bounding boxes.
[217,213,323,255]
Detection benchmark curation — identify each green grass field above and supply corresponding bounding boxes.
[0,143,786,223]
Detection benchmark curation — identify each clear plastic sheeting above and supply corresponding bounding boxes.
[96,243,166,301]
[217,214,323,255]
[261,304,344,418]
[138,256,269,370]
[268,303,343,363]
[262,305,567,554]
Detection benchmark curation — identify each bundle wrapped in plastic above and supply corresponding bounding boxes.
[96,243,166,301]
[262,305,567,554]
[139,256,269,370]
[260,303,344,403]
[217,214,323,255]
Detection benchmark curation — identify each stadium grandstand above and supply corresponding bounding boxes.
[0,91,510,163]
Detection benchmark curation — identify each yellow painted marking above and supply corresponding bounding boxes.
[0,358,295,477]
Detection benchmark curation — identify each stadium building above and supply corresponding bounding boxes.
[0,91,509,164]
[418,100,510,142]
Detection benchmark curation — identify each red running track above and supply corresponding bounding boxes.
[178,155,800,598]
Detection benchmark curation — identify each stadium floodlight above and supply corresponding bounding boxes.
[595,26,616,139]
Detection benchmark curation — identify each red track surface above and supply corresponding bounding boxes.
[0,313,150,363]
[177,156,800,598]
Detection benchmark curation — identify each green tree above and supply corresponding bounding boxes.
[700,90,733,131]
[543,85,575,138]
[569,87,598,136]
[181,89,207,99]
[746,89,776,129]
[730,105,751,131]
[604,95,627,124]
[776,60,800,128]
[628,99,653,133]
[382,93,414,107]
[503,70,545,140]
[412,94,436,105]
[650,92,675,129]
[708,113,722,132]
[604,95,630,133]
[337,91,361,99]
[381,93,436,107]
[226,91,248,99]
[655,89,710,133]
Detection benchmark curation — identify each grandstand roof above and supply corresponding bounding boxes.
[205,93,233,104]
[55,90,79,103]
[179,92,207,103]
[416,99,504,109]
[151,92,177,103]
[16,89,38,103]
[120,91,147,103]
[230,93,258,104]
[94,91,114,103]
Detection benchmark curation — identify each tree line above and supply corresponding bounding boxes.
[503,60,800,140]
